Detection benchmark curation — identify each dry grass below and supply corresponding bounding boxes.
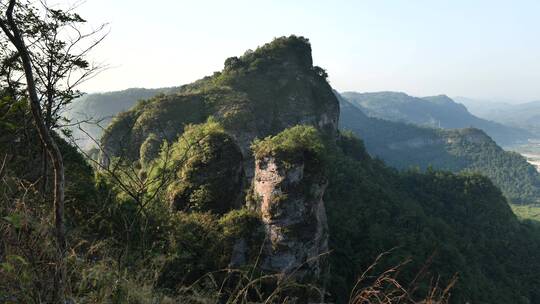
[174,250,329,303]
[349,251,457,304]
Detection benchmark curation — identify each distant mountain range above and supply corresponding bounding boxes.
[452,96,512,118]
[65,87,178,148]
[454,96,540,137]
[337,93,540,204]
[341,91,532,146]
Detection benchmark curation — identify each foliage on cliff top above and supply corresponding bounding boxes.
[219,35,315,79]
[251,125,325,164]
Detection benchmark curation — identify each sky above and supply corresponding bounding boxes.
[75,0,540,102]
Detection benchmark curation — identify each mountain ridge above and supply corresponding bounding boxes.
[337,93,540,204]
[455,96,540,137]
[341,91,531,146]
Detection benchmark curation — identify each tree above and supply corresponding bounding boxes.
[0,1,107,302]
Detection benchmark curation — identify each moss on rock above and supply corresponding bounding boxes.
[251,125,325,167]
[152,119,243,214]
[101,35,339,171]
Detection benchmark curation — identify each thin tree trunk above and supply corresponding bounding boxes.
[0,1,66,302]
[42,147,48,193]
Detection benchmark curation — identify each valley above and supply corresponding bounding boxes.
[507,142,540,172]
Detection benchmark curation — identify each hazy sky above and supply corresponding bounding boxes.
[77,0,540,102]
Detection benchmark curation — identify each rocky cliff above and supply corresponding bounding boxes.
[100,35,339,180]
[100,36,337,283]
[251,126,328,280]
[88,37,540,303]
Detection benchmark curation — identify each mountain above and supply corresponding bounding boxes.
[93,36,540,303]
[100,36,339,172]
[338,93,540,204]
[65,45,540,205]
[455,97,540,137]
[65,55,540,204]
[452,96,512,118]
[65,87,178,148]
[341,91,531,146]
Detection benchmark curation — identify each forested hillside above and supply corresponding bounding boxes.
[327,134,540,303]
[2,0,540,301]
[338,94,540,204]
[95,36,540,303]
[100,36,339,167]
[341,91,531,146]
[62,88,540,205]
[69,89,540,204]
[4,34,540,303]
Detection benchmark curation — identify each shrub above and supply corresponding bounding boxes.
[151,118,243,214]
[251,125,324,166]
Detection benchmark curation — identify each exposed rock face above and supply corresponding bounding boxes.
[99,36,338,283]
[253,155,328,280]
[100,36,340,180]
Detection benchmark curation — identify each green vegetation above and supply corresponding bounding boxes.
[325,133,540,303]
[73,59,540,208]
[66,88,179,149]
[150,119,244,213]
[101,35,338,163]
[250,126,528,303]
[155,209,263,292]
[341,91,531,146]
[338,93,540,204]
[447,129,540,203]
[4,35,540,304]
[252,125,325,165]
